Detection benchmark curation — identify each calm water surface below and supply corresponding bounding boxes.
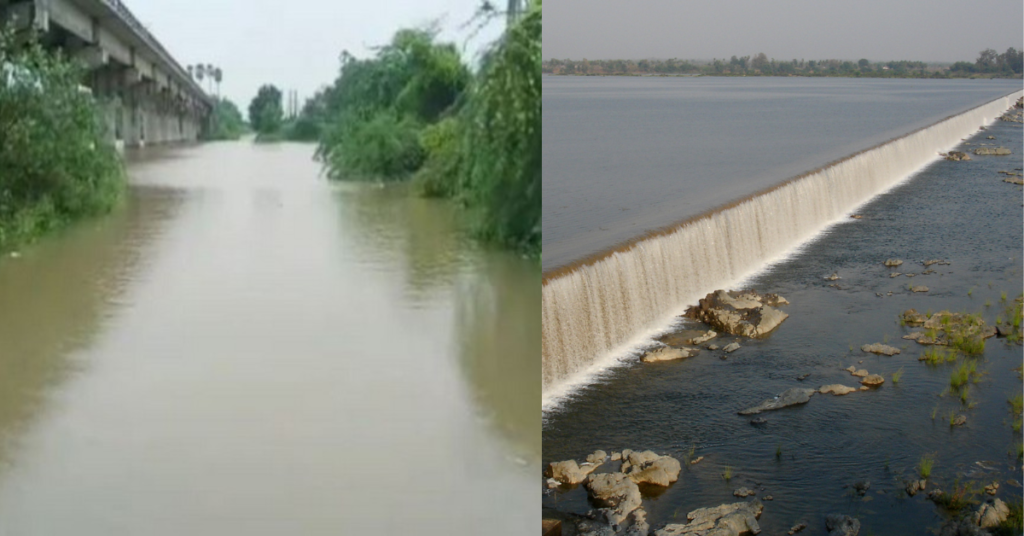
[0,141,538,535]
[543,76,1023,271]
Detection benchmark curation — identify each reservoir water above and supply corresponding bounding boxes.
[0,141,538,535]
[543,77,1023,272]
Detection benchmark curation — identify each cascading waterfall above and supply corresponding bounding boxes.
[542,90,1023,407]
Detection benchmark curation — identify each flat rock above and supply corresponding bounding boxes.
[911,285,929,293]
[788,522,808,535]
[585,472,643,525]
[611,452,622,461]
[723,342,741,353]
[621,451,682,487]
[951,414,967,426]
[819,384,857,395]
[547,459,601,485]
[690,330,718,345]
[860,374,884,386]
[826,514,861,536]
[973,147,1011,156]
[587,450,608,464]
[642,346,699,363]
[902,310,928,326]
[733,487,756,497]
[884,259,903,267]
[738,388,815,415]
[691,456,704,465]
[945,151,971,161]
[653,500,763,536]
[685,290,789,338]
[707,344,719,350]
[861,343,900,356]
[849,368,869,378]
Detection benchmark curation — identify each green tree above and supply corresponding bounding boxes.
[204,97,246,140]
[248,84,283,134]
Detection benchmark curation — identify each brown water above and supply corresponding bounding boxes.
[0,141,538,535]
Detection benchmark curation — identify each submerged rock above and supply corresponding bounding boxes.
[723,342,741,353]
[819,384,857,395]
[642,346,699,363]
[973,147,1011,156]
[685,290,789,338]
[738,388,815,415]
[825,272,841,281]
[945,151,971,161]
[901,309,927,325]
[653,499,763,536]
[911,285,929,293]
[861,343,900,356]
[788,522,808,535]
[733,487,756,497]
[860,374,884,387]
[749,417,768,425]
[951,414,967,427]
[826,514,861,536]
[884,259,904,267]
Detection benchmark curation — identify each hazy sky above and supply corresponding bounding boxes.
[544,0,1024,63]
[130,0,503,110]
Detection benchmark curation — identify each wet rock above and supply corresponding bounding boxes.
[622,449,633,460]
[860,374,884,386]
[723,342,741,353]
[738,388,816,415]
[625,508,650,536]
[819,384,857,395]
[622,451,682,487]
[852,480,871,495]
[653,499,763,536]
[984,482,999,496]
[826,514,861,536]
[974,498,1010,528]
[906,480,921,496]
[762,495,773,501]
[796,373,810,381]
[788,522,808,535]
[850,214,863,219]
[642,346,699,363]
[905,273,916,277]
[733,487,756,497]
[927,489,945,502]
[996,324,1021,338]
[585,472,643,525]
[890,272,902,278]
[707,344,719,351]
[973,147,1011,156]
[861,343,900,356]
[1004,176,1024,185]
[547,478,561,489]
[587,450,608,464]
[611,452,622,461]
[921,259,941,266]
[690,330,718,345]
[901,309,927,325]
[548,459,601,485]
[691,456,704,465]
[684,290,790,338]
[749,417,768,425]
[951,414,967,426]
[884,259,903,267]
[846,367,869,378]
[987,135,995,139]
[911,285,929,293]
[945,151,971,161]
[825,272,841,281]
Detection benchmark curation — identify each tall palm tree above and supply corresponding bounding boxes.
[187,64,194,79]
[206,64,215,93]
[213,67,222,97]
[195,64,206,88]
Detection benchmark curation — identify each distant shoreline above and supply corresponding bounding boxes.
[542,72,1023,80]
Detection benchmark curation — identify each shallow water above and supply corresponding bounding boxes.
[0,141,538,535]
[542,76,1022,271]
[542,116,1023,534]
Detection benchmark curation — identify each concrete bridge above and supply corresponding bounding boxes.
[1,0,212,147]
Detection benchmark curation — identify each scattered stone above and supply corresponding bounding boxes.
[733,487,756,498]
[852,480,871,495]
[986,135,995,139]
[850,214,863,219]
[547,459,601,485]
[911,285,929,293]
[621,451,682,487]
[546,478,561,489]
[825,272,840,281]
[796,373,811,381]
[951,414,967,427]
[905,273,917,277]
[788,522,808,535]
[984,482,999,496]
[884,259,903,267]
[1004,176,1024,185]
[906,480,921,496]
[889,272,902,278]
[723,342,741,353]
[974,498,1010,528]
[691,456,704,465]
[653,500,763,536]
[819,384,857,395]
[587,450,608,464]
[762,495,773,501]
[690,330,718,345]
[859,386,869,391]
[585,472,643,525]
[642,346,700,363]
[826,514,861,536]
[707,344,719,350]
[738,388,816,415]
[849,368,869,378]
[973,147,1011,156]
[860,374,884,386]
[927,489,944,502]
[861,343,900,356]
[945,151,971,161]
[622,449,633,459]
[749,417,768,425]
[901,309,927,325]
[684,290,790,338]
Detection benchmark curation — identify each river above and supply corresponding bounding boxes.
[0,140,538,535]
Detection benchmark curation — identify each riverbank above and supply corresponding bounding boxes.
[542,103,1023,535]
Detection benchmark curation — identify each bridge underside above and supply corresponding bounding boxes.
[1,0,213,148]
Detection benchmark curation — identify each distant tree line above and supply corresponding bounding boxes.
[543,48,1023,78]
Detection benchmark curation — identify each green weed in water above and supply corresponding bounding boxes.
[917,454,934,479]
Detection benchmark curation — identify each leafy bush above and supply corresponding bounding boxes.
[0,28,124,252]
[412,116,463,197]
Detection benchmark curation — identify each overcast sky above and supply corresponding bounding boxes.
[544,0,1024,63]
[130,0,502,110]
